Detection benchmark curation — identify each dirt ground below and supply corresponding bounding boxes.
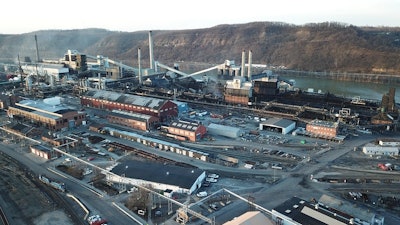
[0,149,74,225]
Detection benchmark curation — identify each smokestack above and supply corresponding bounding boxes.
[241,50,246,77]
[247,50,252,80]
[67,50,72,64]
[35,35,40,63]
[138,48,142,84]
[148,31,154,70]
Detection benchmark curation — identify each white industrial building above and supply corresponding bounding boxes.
[223,211,274,225]
[362,146,399,156]
[272,196,383,225]
[378,139,400,146]
[109,160,206,195]
[22,64,69,80]
[207,123,243,139]
[259,118,296,135]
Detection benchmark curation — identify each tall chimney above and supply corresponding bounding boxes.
[247,50,252,80]
[35,35,40,63]
[138,48,142,85]
[148,31,154,70]
[241,50,246,77]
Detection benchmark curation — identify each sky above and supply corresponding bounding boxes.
[1,0,399,34]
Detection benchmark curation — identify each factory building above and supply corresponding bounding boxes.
[259,118,296,135]
[81,90,177,121]
[109,160,206,195]
[271,196,380,225]
[306,119,338,139]
[224,77,252,105]
[7,99,86,131]
[162,120,207,142]
[21,63,70,81]
[63,49,88,73]
[252,72,280,101]
[30,145,60,160]
[107,110,158,131]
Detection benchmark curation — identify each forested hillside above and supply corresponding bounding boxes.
[1,22,400,74]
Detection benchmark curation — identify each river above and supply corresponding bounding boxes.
[279,76,399,103]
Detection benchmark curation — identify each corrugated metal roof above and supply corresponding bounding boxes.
[111,160,204,189]
[86,90,168,110]
[262,118,295,128]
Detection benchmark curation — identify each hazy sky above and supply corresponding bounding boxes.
[1,0,399,34]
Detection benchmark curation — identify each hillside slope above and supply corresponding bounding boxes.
[1,22,400,74]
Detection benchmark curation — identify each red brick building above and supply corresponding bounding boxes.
[107,110,158,131]
[306,119,338,138]
[162,120,207,142]
[81,90,177,122]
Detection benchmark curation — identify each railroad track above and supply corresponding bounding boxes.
[32,175,87,225]
[0,207,9,225]
[0,149,86,225]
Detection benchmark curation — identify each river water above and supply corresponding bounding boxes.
[280,75,400,103]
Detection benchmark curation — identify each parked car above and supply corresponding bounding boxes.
[196,191,208,198]
[205,177,218,183]
[207,173,219,179]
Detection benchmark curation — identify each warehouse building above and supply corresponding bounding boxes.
[162,120,207,142]
[106,127,209,161]
[259,118,296,135]
[223,211,274,225]
[107,110,158,131]
[306,119,338,139]
[7,99,86,131]
[81,90,177,121]
[30,145,60,160]
[362,145,399,156]
[109,160,206,194]
[207,123,243,139]
[271,196,379,225]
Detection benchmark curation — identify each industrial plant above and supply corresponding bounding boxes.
[0,31,399,225]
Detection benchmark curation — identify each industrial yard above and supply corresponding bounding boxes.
[0,31,399,225]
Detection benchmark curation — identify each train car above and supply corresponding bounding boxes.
[38,174,66,192]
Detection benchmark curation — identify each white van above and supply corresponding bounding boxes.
[196,191,208,198]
